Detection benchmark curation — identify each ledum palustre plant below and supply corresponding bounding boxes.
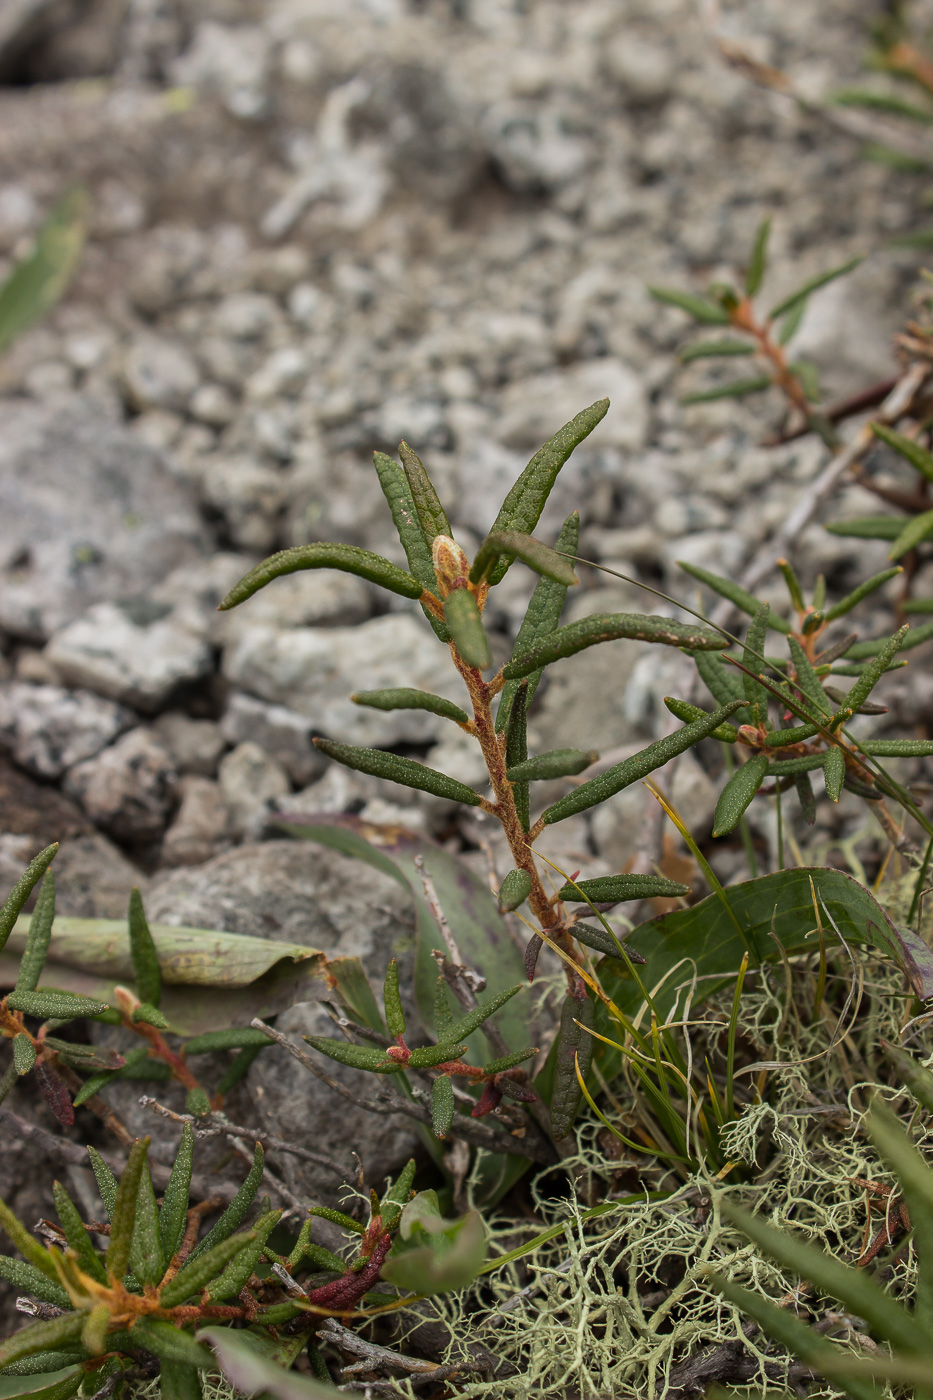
[0,844,269,1128]
[218,399,743,1140]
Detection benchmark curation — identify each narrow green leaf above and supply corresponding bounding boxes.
[795,772,817,825]
[159,1361,204,1400]
[664,696,738,740]
[15,873,56,994]
[106,1138,149,1280]
[496,511,580,736]
[745,217,771,296]
[384,1159,418,1210]
[128,1319,213,1369]
[694,651,747,711]
[787,636,832,717]
[573,923,647,963]
[448,985,523,1043]
[859,738,933,755]
[550,993,595,1139]
[543,701,744,824]
[302,1034,401,1073]
[763,722,820,746]
[0,1252,71,1307]
[129,1159,163,1286]
[5,989,109,1020]
[12,1033,36,1076]
[313,737,482,807]
[870,422,933,485]
[823,747,846,803]
[132,1003,168,1029]
[678,561,791,632]
[207,1209,281,1301]
[53,1181,107,1284]
[865,1099,933,1330]
[647,286,730,324]
[825,515,904,541]
[431,1076,455,1139]
[0,844,57,956]
[717,1197,921,1354]
[218,543,423,611]
[159,1229,259,1307]
[832,86,933,122]
[776,296,808,345]
[0,1198,61,1282]
[706,1272,886,1400]
[186,1143,264,1264]
[86,1147,118,1220]
[742,605,771,724]
[372,451,448,642]
[383,959,406,1040]
[398,440,451,546]
[712,756,770,836]
[768,255,864,321]
[889,507,933,559]
[679,338,754,363]
[506,747,598,782]
[903,598,933,613]
[407,1041,468,1068]
[433,978,455,1041]
[497,869,532,913]
[41,1038,124,1071]
[481,1047,538,1076]
[307,1206,364,1235]
[303,1241,345,1273]
[766,754,827,775]
[843,625,908,711]
[352,689,469,723]
[182,1028,271,1055]
[0,188,87,357]
[216,1043,265,1097]
[503,611,728,681]
[159,1121,194,1266]
[681,375,772,404]
[443,587,492,670]
[558,874,689,902]
[185,1086,210,1117]
[487,401,608,584]
[824,567,903,619]
[128,888,161,1009]
[0,1313,85,1372]
[470,530,578,588]
[505,679,529,832]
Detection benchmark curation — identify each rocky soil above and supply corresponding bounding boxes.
[2,0,933,1260]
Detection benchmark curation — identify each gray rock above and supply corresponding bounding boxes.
[496,360,649,452]
[0,830,147,919]
[199,457,286,552]
[189,383,238,428]
[64,728,178,843]
[220,693,324,787]
[217,567,370,636]
[45,601,213,712]
[212,291,280,341]
[590,749,718,870]
[223,612,466,745]
[0,681,131,779]
[0,399,209,642]
[217,741,291,839]
[161,776,232,866]
[122,336,201,412]
[153,713,226,777]
[168,21,272,121]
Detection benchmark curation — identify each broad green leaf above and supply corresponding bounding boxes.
[647,286,730,324]
[599,867,933,1024]
[506,747,598,782]
[372,450,448,641]
[678,561,791,632]
[159,1121,194,1266]
[431,1075,455,1139]
[498,869,532,912]
[128,888,161,1009]
[745,217,771,296]
[889,507,933,559]
[0,1315,85,1372]
[0,1369,83,1400]
[158,1361,203,1400]
[16,874,56,994]
[504,679,530,831]
[186,1144,263,1265]
[199,1326,338,1400]
[496,511,580,733]
[557,875,689,902]
[825,567,903,619]
[707,1272,886,1400]
[382,1195,486,1294]
[542,702,744,824]
[469,530,578,588]
[717,1197,920,1354]
[398,440,451,546]
[679,338,754,362]
[0,845,57,956]
[681,375,773,404]
[825,515,904,541]
[0,189,87,357]
[712,755,770,836]
[314,737,482,806]
[106,1137,149,1280]
[486,401,608,584]
[218,543,422,611]
[871,422,933,484]
[503,612,728,681]
[443,587,491,670]
[768,255,864,321]
[352,688,469,723]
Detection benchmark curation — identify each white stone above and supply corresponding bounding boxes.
[161,777,232,866]
[246,347,310,401]
[0,682,132,779]
[496,359,649,452]
[220,693,324,787]
[122,337,200,412]
[64,729,177,843]
[153,713,227,777]
[218,741,291,839]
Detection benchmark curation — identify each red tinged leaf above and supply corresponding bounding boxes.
[34,1060,74,1126]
